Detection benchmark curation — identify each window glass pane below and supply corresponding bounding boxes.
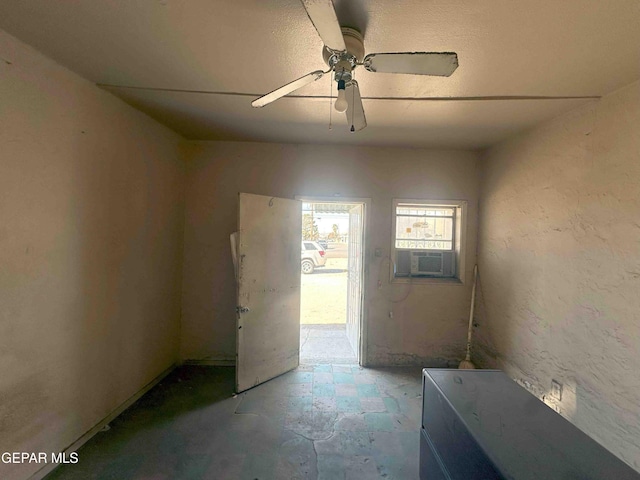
[304,242,316,250]
[396,205,454,217]
[396,239,453,250]
[395,207,453,250]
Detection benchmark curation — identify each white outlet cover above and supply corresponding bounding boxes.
[551,380,563,401]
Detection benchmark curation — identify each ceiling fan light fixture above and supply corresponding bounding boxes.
[335,79,348,112]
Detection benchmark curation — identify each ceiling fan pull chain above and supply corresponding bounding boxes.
[328,74,333,130]
[350,72,356,132]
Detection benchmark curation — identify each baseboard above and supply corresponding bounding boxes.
[182,357,236,367]
[29,363,176,480]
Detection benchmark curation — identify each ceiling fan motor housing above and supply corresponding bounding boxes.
[323,27,365,71]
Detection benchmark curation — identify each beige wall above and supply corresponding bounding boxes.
[181,141,479,366]
[476,81,640,470]
[0,30,185,480]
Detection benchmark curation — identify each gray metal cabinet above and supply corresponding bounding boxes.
[420,369,640,480]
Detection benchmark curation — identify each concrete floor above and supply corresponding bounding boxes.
[45,365,423,479]
[300,324,357,364]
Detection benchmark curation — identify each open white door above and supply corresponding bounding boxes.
[236,193,301,393]
[346,204,364,361]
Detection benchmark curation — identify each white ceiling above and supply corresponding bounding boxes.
[1,0,638,149]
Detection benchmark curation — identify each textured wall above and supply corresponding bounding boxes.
[475,81,640,470]
[181,141,479,366]
[0,30,185,480]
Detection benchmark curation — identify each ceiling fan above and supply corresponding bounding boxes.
[251,0,459,132]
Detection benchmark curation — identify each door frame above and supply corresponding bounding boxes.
[295,195,371,366]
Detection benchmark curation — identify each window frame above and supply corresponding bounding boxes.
[390,198,468,285]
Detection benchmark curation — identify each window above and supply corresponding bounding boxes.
[395,205,455,251]
[303,242,317,250]
[391,199,467,283]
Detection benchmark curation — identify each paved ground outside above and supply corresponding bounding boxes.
[301,254,348,325]
[324,241,347,259]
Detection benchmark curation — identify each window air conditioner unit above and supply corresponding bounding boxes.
[410,251,455,277]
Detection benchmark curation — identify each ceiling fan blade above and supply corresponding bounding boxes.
[345,80,366,132]
[363,52,459,77]
[300,0,346,52]
[251,70,325,107]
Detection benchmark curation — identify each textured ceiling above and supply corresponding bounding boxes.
[1,0,638,149]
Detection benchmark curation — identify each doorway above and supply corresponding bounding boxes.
[298,200,366,365]
[234,193,368,393]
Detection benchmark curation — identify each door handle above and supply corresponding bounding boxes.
[236,306,250,314]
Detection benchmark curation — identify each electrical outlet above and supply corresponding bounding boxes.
[551,380,563,401]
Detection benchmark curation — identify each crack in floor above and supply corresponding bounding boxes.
[299,327,312,350]
[285,411,345,477]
